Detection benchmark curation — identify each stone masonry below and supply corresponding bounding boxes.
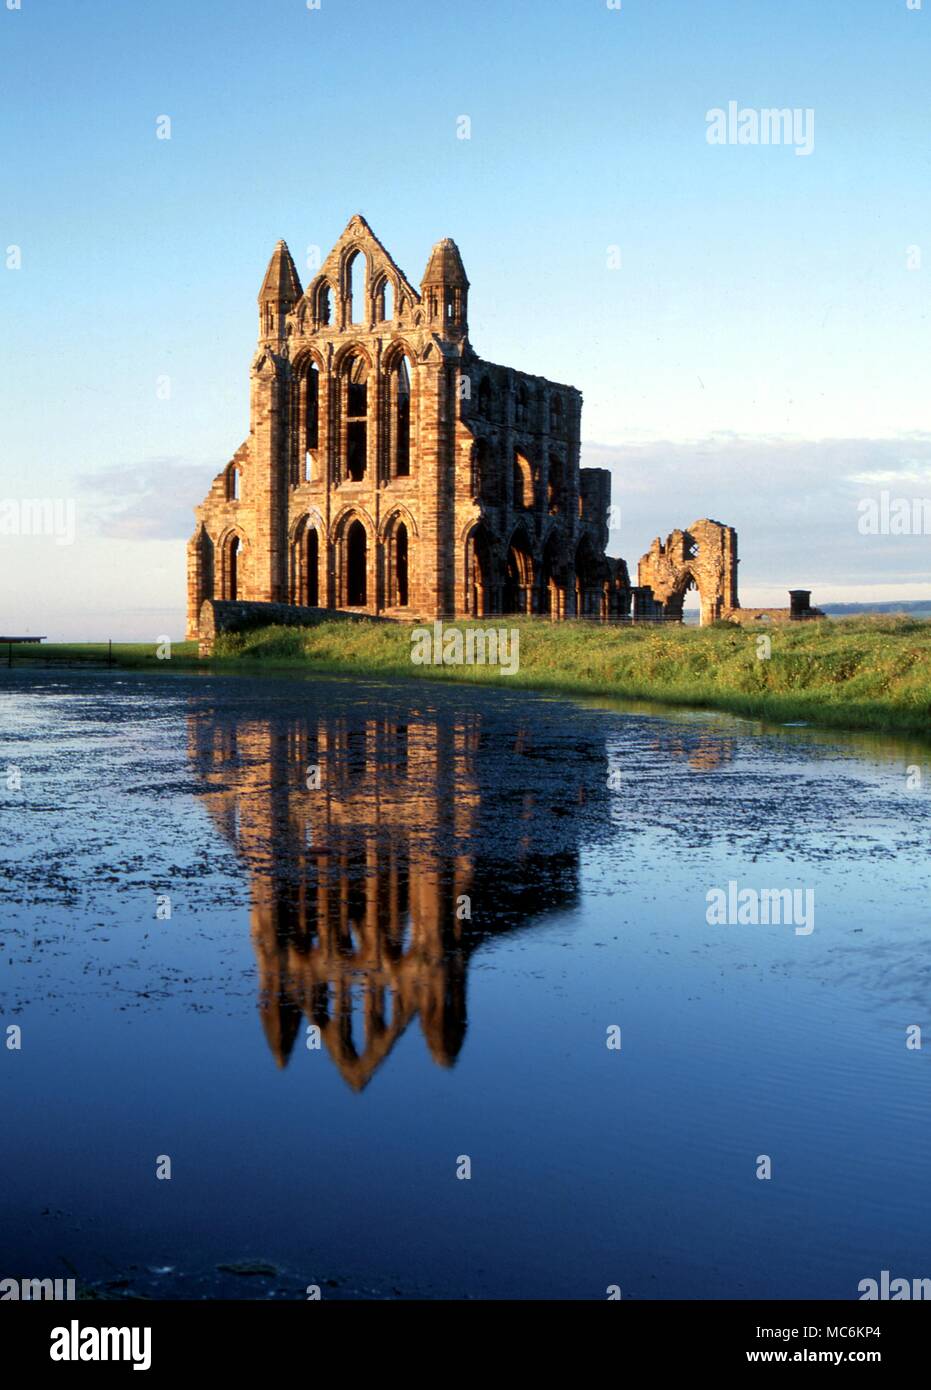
[186,215,626,639]
[636,519,740,626]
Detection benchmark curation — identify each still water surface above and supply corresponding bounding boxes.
[1,670,930,1299]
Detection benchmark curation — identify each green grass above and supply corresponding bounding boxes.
[3,640,201,668]
[210,615,931,737]
[8,618,931,738]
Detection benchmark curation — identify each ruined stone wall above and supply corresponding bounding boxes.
[196,597,394,657]
[722,596,825,627]
[186,215,623,639]
[637,519,739,626]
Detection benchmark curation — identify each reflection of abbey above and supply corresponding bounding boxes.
[189,701,597,1089]
[187,213,822,638]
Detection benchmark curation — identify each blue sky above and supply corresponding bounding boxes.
[1,0,930,637]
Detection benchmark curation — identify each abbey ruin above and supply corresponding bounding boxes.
[187,215,817,638]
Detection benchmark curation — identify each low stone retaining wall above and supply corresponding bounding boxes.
[197,599,394,657]
[723,606,825,627]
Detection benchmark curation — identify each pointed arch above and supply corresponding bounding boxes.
[512,449,533,509]
[346,248,366,325]
[540,526,568,618]
[385,521,409,608]
[471,437,493,500]
[331,508,375,611]
[308,277,334,328]
[515,383,530,429]
[574,533,606,619]
[667,565,707,624]
[190,523,215,616]
[374,274,395,323]
[336,347,372,482]
[290,512,324,607]
[332,340,375,380]
[218,527,248,602]
[378,502,420,541]
[547,454,565,513]
[346,520,367,605]
[464,521,495,617]
[503,522,534,614]
[330,503,377,540]
[381,506,418,610]
[383,347,413,478]
[292,349,324,476]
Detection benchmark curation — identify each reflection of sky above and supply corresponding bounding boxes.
[1,671,930,1298]
[2,0,930,635]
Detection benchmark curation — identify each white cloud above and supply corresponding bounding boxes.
[75,457,217,541]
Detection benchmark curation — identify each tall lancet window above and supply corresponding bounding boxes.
[305,363,319,451]
[395,355,411,477]
[343,353,368,482]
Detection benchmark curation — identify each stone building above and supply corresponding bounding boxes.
[636,519,822,627]
[636,519,740,626]
[186,215,623,639]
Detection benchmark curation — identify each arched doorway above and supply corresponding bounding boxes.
[347,520,367,606]
[540,531,566,617]
[574,535,602,618]
[290,518,321,607]
[223,534,242,601]
[680,575,701,626]
[306,528,319,606]
[669,570,708,625]
[382,514,412,610]
[395,523,409,607]
[635,521,738,625]
[464,524,493,616]
[503,529,533,614]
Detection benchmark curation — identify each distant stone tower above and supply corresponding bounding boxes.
[186,215,623,639]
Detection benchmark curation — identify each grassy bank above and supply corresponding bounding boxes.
[1,641,201,669]
[7,618,930,737]
[209,615,931,737]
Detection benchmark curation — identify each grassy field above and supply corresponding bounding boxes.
[7,617,931,737]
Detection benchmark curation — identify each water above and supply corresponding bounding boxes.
[1,669,930,1300]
